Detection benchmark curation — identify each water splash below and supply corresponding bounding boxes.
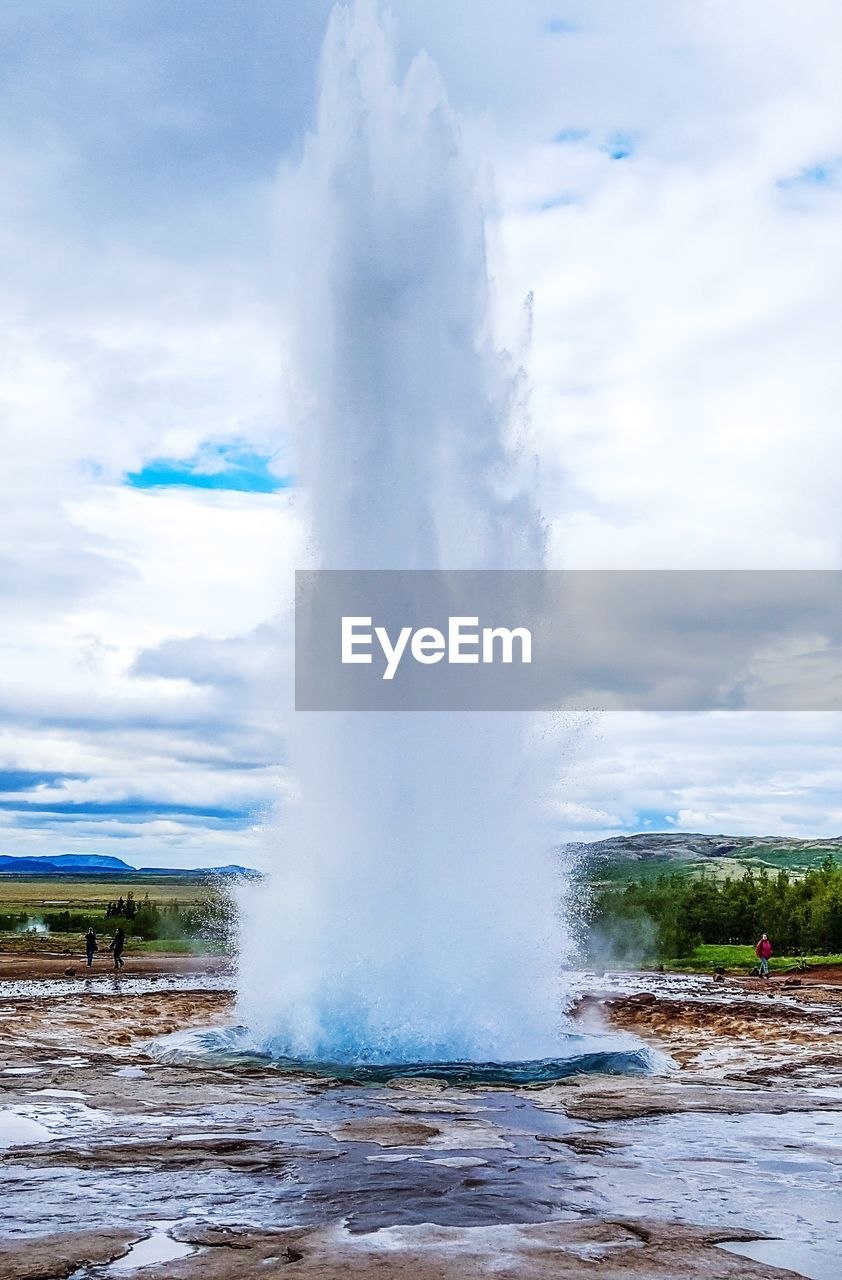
[236,2,575,1064]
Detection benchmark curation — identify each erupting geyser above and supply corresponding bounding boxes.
[236,0,575,1065]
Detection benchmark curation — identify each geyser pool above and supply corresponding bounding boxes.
[149,1025,671,1086]
[234,0,625,1069]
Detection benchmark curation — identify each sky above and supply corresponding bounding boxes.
[2,0,842,867]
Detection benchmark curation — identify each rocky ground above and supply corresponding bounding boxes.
[1,961,840,1279]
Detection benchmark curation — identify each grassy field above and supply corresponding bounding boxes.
[0,874,227,955]
[0,875,216,911]
[131,937,226,954]
[663,943,842,973]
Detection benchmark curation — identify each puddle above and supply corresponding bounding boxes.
[421,1156,489,1168]
[69,1223,196,1277]
[719,1238,839,1280]
[105,1224,196,1274]
[30,1089,88,1099]
[0,1100,115,1144]
[0,1110,52,1149]
[366,1154,488,1168]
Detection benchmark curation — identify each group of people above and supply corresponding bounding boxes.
[83,926,125,970]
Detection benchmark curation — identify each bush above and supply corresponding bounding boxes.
[586,855,842,961]
[0,912,27,931]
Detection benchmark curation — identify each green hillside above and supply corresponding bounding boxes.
[571,833,842,886]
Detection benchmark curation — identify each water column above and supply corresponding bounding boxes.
[236,1,570,1063]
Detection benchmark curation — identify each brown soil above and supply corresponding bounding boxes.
[572,984,842,1079]
[787,962,842,984]
[696,964,842,989]
[0,949,231,981]
[0,987,233,1052]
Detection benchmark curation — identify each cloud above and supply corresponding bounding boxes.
[548,710,842,842]
[490,3,842,574]
[0,481,299,864]
[1,1,841,861]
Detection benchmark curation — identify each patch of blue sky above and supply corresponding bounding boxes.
[545,19,577,35]
[126,441,291,494]
[0,799,251,821]
[552,128,636,159]
[777,158,841,191]
[539,193,580,211]
[0,771,82,793]
[634,809,677,830]
[604,131,635,160]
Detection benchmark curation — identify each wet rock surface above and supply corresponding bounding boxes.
[0,970,840,1278]
[1,1220,801,1280]
[0,1230,137,1280]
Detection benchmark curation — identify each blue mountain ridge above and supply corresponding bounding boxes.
[0,854,257,876]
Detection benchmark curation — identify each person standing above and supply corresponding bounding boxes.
[755,933,773,978]
[84,927,98,968]
[108,926,125,970]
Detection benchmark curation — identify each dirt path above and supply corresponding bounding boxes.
[0,948,232,981]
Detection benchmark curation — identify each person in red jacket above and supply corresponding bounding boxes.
[755,933,773,978]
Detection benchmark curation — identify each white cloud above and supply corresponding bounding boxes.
[553,711,842,842]
[491,14,842,567]
[3,1,842,861]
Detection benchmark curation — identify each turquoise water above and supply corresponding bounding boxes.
[148,1024,668,1084]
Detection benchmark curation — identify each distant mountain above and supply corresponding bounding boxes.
[0,854,259,877]
[46,854,134,871]
[0,853,133,874]
[0,857,72,874]
[568,832,842,880]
